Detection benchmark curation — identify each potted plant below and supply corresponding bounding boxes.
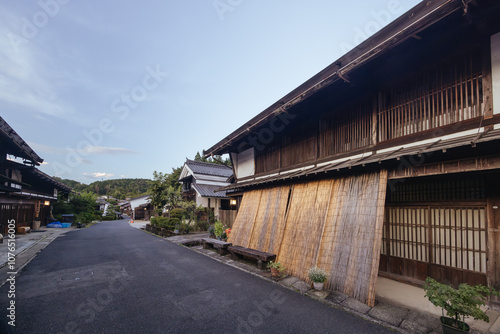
[308,267,328,290]
[423,277,499,333]
[267,261,285,278]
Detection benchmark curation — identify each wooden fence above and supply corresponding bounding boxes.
[219,209,237,228]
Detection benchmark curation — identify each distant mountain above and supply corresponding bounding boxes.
[54,177,152,199]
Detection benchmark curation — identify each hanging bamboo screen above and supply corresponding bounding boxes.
[228,186,291,253]
[278,180,334,280]
[228,189,263,247]
[229,171,388,306]
[247,186,291,254]
[315,172,388,306]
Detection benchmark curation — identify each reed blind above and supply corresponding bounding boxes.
[229,171,388,306]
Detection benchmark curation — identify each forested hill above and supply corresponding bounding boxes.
[54,177,152,199]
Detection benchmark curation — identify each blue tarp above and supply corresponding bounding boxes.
[47,222,63,228]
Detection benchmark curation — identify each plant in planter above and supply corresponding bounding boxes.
[308,267,328,290]
[423,277,499,333]
[267,261,285,278]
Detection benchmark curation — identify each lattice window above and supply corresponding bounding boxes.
[431,207,487,273]
[383,206,487,274]
[382,207,429,262]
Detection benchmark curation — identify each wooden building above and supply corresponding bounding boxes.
[0,116,72,234]
[204,0,500,307]
[179,159,236,226]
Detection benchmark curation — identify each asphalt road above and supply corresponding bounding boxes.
[0,220,394,334]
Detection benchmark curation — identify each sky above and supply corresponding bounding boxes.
[0,0,421,184]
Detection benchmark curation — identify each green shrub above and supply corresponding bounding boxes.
[177,222,191,234]
[424,277,500,330]
[194,220,209,231]
[170,208,186,220]
[214,221,224,238]
[151,216,178,229]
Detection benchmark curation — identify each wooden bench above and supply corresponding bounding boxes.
[228,245,276,269]
[202,238,232,255]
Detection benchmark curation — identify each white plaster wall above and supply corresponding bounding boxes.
[236,148,255,179]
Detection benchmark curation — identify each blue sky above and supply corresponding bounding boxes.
[0,0,420,184]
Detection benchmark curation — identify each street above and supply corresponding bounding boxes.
[0,220,394,334]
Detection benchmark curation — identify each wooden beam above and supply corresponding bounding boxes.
[388,155,500,179]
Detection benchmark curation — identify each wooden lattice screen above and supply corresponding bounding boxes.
[229,171,388,306]
[382,206,487,282]
[378,50,483,141]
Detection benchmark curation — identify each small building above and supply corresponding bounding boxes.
[0,116,72,234]
[127,195,151,220]
[179,159,236,226]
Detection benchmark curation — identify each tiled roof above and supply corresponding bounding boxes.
[192,183,227,198]
[185,159,232,178]
[0,116,43,165]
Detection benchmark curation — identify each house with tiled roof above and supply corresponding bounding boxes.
[0,116,72,235]
[179,159,236,225]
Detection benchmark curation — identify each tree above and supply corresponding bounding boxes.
[194,151,231,167]
[150,171,183,215]
[165,166,182,190]
[149,171,169,216]
[52,191,99,224]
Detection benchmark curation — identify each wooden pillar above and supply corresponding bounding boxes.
[207,198,211,224]
[482,39,493,123]
[487,175,500,306]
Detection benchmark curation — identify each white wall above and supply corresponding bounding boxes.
[234,148,255,179]
[129,197,150,210]
[196,195,221,218]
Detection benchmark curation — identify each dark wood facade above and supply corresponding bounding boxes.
[204,0,500,304]
[253,44,489,177]
[0,116,71,234]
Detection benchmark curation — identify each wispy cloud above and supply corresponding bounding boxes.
[86,146,138,155]
[82,172,114,179]
[28,142,137,156]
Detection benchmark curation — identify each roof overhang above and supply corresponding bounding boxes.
[219,128,500,192]
[0,116,43,165]
[203,0,483,157]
